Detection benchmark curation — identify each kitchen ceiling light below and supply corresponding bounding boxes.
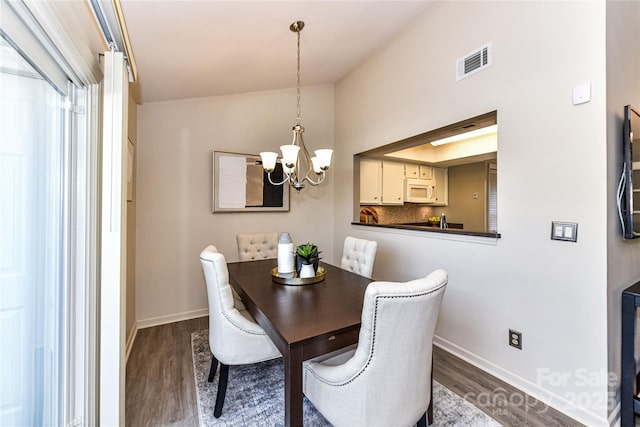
[430,124,498,146]
[259,21,332,192]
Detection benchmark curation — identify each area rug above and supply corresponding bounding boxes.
[192,330,501,426]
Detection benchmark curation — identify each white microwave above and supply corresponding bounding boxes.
[404,178,436,203]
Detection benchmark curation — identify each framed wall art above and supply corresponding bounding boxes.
[212,151,290,213]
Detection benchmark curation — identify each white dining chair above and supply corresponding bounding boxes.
[303,269,448,427]
[236,232,278,261]
[340,236,378,279]
[199,245,281,418]
[235,232,279,309]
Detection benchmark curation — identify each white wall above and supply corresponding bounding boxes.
[135,84,335,325]
[334,2,609,425]
[605,0,640,419]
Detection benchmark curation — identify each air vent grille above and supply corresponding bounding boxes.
[457,43,492,81]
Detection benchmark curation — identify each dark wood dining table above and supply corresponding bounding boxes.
[227,259,370,427]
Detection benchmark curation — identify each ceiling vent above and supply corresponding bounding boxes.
[456,43,492,81]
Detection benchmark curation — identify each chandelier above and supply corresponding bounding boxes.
[259,21,333,192]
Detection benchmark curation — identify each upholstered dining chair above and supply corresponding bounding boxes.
[303,269,448,427]
[235,232,279,309]
[236,232,278,261]
[199,245,281,418]
[340,236,378,279]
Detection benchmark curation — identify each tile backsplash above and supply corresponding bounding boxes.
[360,204,434,225]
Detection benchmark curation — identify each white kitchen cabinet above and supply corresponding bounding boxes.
[360,159,382,204]
[419,165,434,180]
[405,163,434,180]
[360,159,405,205]
[382,161,404,205]
[433,167,448,206]
[404,163,419,178]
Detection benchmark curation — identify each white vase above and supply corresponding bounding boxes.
[299,263,315,279]
[277,232,294,274]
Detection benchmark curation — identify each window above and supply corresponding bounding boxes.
[0,24,97,426]
[354,111,498,234]
[0,33,67,426]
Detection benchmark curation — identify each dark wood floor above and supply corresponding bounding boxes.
[126,317,584,427]
[433,349,583,426]
[126,317,208,427]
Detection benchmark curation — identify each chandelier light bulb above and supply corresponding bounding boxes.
[259,152,278,172]
[280,145,300,169]
[311,156,322,174]
[314,149,333,170]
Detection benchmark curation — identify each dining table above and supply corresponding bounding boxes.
[226,258,434,427]
[227,259,369,426]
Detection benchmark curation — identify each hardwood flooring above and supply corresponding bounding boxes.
[433,349,583,426]
[126,318,584,426]
[126,317,208,427]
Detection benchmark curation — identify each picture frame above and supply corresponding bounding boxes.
[212,150,290,213]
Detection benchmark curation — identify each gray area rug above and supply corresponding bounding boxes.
[192,330,501,426]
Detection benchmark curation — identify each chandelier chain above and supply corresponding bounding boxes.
[296,28,301,125]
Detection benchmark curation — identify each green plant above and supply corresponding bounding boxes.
[296,242,320,265]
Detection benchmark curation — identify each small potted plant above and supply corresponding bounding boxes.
[295,242,320,278]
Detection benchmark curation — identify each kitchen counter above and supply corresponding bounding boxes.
[396,221,464,229]
[351,221,501,239]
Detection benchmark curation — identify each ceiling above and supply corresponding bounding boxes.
[119,1,434,104]
[383,135,498,168]
[362,111,498,167]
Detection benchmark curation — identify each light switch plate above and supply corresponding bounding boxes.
[551,221,578,242]
[573,82,591,105]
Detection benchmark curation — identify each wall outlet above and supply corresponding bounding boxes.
[509,329,522,350]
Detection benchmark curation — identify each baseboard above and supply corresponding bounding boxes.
[433,335,610,427]
[136,308,209,330]
[125,322,138,364]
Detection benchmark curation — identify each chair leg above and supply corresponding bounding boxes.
[208,355,219,383]
[417,411,427,427]
[213,363,229,418]
[427,358,434,425]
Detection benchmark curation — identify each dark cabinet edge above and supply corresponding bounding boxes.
[351,222,501,239]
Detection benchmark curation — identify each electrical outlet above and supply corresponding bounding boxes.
[509,329,522,350]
